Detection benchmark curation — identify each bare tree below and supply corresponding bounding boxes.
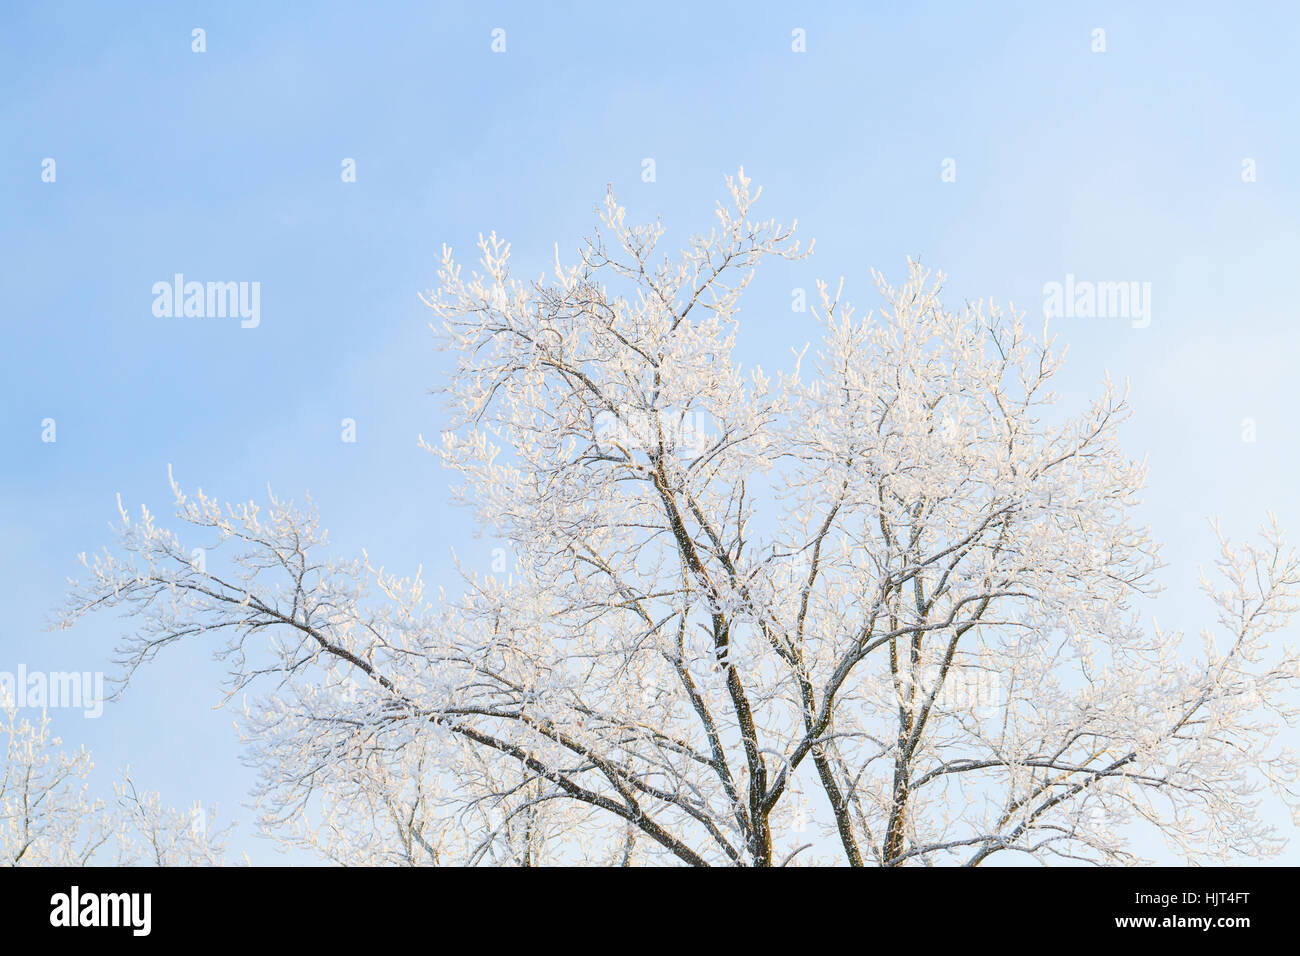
[59,171,1300,865]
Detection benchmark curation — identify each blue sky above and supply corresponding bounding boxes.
[2,1,1298,863]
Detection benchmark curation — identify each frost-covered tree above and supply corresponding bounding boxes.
[116,771,238,866]
[1,693,116,865]
[0,694,232,865]
[59,171,1300,866]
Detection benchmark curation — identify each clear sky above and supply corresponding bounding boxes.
[2,1,1298,864]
